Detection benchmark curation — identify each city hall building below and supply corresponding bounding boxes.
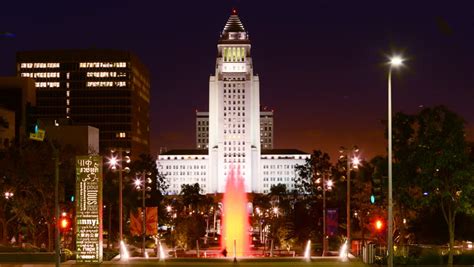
[158,10,309,194]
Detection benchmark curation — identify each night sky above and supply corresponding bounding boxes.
[1,1,473,160]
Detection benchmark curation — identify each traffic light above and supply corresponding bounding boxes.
[123,150,131,173]
[60,213,71,231]
[371,175,384,204]
[26,104,38,135]
[374,219,384,231]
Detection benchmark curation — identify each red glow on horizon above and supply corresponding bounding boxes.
[221,165,250,257]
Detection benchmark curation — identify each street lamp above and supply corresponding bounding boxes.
[134,173,152,257]
[339,146,360,251]
[107,148,130,259]
[318,172,333,256]
[4,192,13,199]
[387,55,404,267]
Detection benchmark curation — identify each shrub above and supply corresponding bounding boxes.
[418,252,443,265]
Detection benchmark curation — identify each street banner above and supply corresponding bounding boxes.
[129,207,158,236]
[146,207,158,235]
[326,208,338,236]
[75,155,103,263]
[130,209,142,236]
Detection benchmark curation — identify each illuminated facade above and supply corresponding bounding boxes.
[195,108,274,150]
[158,11,309,194]
[16,50,150,156]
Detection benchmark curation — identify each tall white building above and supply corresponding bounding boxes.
[158,10,309,194]
[195,108,274,150]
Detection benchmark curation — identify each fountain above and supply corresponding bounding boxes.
[339,240,348,261]
[158,241,166,261]
[119,240,129,260]
[304,240,311,261]
[221,165,250,257]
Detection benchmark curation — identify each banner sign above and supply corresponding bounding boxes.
[130,207,158,236]
[76,155,103,263]
[326,208,338,236]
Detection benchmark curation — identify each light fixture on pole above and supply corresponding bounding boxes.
[319,172,333,256]
[387,55,403,267]
[339,146,360,252]
[134,173,152,258]
[107,148,130,259]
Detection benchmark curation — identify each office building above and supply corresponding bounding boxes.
[16,50,150,157]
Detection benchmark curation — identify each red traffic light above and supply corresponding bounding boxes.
[60,217,70,230]
[374,219,384,231]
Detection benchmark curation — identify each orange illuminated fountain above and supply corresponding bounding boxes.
[221,165,250,257]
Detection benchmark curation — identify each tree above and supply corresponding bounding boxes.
[0,138,76,250]
[180,183,205,213]
[130,153,168,196]
[295,150,332,196]
[392,106,474,266]
[294,150,334,250]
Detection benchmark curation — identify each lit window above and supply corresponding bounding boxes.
[80,62,127,68]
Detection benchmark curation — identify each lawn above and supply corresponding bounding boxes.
[71,257,368,267]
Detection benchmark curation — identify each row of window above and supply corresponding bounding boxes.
[87,72,127,78]
[21,72,60,78]
[163,165,206,170]
[224,112,245,118]
[161,156,207,160]
[79,62,127,68]
[222,47,246,62]
[20,62,60,68]
[223,85,245,89]
[263,164,297,169]
[197,138,208,144]
[164,171,207,176]
[36,82,60,88]
[224,129,245,134]
[263,177,295,182]
[87,81,127,87]
[223,77,245,81]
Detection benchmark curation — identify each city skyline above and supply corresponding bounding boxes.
[1,1,473,160]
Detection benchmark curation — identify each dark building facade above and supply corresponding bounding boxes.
[0,77,36,143]
[16,50,150,157]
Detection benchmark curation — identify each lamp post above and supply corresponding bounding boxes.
[387,55,403,267]
[134,173,151,257]
[107,149,130,258]
[339,146,360,251]
[320,173,333,256]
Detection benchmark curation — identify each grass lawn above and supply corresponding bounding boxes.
[69,257,368,267]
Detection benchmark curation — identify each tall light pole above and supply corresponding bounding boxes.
[134,174,151,257]
[320,173,333,256]
[339,146,360,251]
[387,55,403,267]
[107,149,130,258]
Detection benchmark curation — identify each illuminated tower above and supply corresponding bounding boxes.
[208,9,260,193]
